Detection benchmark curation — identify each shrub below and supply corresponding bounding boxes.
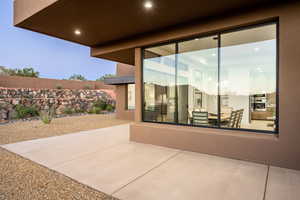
[69,74,86,81]
[15,105,39,119]
[75,108,85,113]
[84,85,91,90]
[91,106,102,114]
[93,100,107,110]
[106,104,115,112]
[56,84,63,89]
[39,107,54,124]
[96,74,116,81]
[63,107,74,115]
[4,67,39,78]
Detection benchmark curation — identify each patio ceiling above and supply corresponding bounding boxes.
[14,0,286,64]
[15,0,282,46]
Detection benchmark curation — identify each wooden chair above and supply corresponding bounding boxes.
[236,109,244,128]
[192,111,209,126]
[227,110,238,128]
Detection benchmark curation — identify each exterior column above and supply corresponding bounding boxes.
[134,48,142,122]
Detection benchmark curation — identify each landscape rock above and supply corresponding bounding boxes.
[0,87,115,121]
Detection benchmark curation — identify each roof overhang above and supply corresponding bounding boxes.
[104,76,135,85]
[14,0,290,64]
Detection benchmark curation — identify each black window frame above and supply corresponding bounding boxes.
[141,20,279,134]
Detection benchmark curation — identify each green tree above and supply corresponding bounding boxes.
[96,74,116,81]
[1,67,39,78]
[69,74,87,81]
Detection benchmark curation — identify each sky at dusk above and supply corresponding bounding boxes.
[0,0,116,80]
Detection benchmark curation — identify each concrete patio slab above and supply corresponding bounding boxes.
[53,142,178,194]
[114,151,268,200]
[265,166,300,200]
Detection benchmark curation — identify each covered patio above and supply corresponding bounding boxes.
[2,124,299,200]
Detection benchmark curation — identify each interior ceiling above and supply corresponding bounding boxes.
[17,0,280,47]
[147,24,276,56]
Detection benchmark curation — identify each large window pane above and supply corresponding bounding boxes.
[177,36,218,127]
[142,22,277,133]
[220,24,277,131]
[143,44,176,123]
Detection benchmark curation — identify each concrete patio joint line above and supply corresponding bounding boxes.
[51,142,130,168]
[263,165,270,200]
[111,150,183,196]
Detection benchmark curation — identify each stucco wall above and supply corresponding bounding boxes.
[131,1,300,170]
[115,63,135,121]
[14,0,58,25]
[0,76,114,90]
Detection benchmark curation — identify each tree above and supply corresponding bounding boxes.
[69,74,87,81]
[96,74,116,81]
[0,67,39,78]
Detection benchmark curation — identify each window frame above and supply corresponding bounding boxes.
[141,20,279,134]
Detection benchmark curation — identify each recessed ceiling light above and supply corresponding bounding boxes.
[74,29,81,35]
[195,38,199,41]
[254,47,260,52]
[212,53,216,57]
[144,1,153,9]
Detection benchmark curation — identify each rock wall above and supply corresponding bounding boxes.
[0,87,115,122]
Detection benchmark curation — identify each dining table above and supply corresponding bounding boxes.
[208,113,231,124]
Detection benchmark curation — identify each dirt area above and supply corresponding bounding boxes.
[0,114,130,145]
[0,114,130,200]
[0,148,119,200]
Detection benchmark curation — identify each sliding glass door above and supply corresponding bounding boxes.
[142,22,278,133]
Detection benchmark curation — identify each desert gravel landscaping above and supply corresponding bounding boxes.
[0,114,130,145]
[0,148,119,200]
[0,114,129,200]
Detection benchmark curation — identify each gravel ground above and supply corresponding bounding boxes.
[0,148,119,200]
[0,114,129,200]
[0,114,130,145]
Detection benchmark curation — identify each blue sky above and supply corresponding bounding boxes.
[0,0,116,80]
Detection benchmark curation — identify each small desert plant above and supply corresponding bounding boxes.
[75,108,85,113]
[63,107,74,115]
[39,107,55,124]
[84,85,91,90]
[93,100,107,110]
[55,84,63,89]
[91,106,102,114]
[106,104,115,112]
[15,105,39,119]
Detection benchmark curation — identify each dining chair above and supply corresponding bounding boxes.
[236,109,244,128]
[192,111,209,126]
[227,110,238,128]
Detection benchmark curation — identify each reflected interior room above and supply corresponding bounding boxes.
[143,23,277,132]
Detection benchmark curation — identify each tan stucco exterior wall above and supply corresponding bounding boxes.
[130,2,300,170]
[115,84,135,121]
[0,76,114,90]
[115,63,135,121]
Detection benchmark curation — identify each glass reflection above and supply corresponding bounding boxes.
[142,23,277,132]
[220,24,277,131]
[177,36,218,127]
[143,43,176,123]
